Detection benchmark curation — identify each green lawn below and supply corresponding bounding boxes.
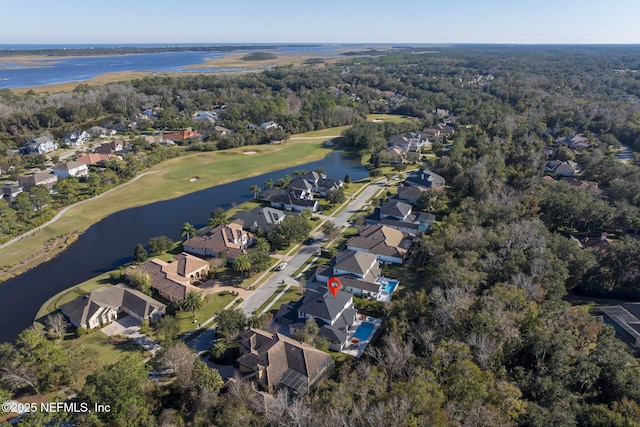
[59,331,147,391]
[175,292,237,334]
[264,286,304,316]
[34,272,114,331]
[0,131,335,282]
[367,113,420,124]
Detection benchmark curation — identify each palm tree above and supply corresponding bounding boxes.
[233,254,252,278]
[249,184,260,200]
[181,222,196,241]
[263,179,274,190]
[182,290,204,316]
[254,237,270,253]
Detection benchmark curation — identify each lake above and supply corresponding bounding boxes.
[0,44,348,89]
[0,151,368,343]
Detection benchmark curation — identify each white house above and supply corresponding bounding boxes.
[53,161,89,179]
[62,131,90,147]
[25,136,58,155]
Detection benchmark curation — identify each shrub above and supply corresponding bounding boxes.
[76,327,88,336]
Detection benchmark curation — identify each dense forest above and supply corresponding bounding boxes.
[3,45,640,426]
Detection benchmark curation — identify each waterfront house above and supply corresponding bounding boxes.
[183,223,256,263]
[62,131,90,147]
[138,252,210,302]
[60,284,165,329]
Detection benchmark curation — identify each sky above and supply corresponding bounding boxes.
[2,0,640,45]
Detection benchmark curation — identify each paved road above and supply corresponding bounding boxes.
[237,179,387,316]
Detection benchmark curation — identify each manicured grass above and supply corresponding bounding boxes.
[0,135,334,282]
[34,272,114,330]
[175,292,237,334]
[367,113,419,124]
[60,331,147,390]
[255,284,288,314]
[265,286,304,316]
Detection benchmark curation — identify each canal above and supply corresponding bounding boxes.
[0,151,368,343]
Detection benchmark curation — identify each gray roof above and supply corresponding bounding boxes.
[231,207,287,232]
[405,169,446,188]
[379,200,412,220]
[298,288,353,322]
[60,284,165,327]
[333,250,378,277]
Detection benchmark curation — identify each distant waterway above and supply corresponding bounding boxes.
[0,151,368,343]
[0,44,347,89]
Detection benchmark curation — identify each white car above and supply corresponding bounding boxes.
[275,262,287,271]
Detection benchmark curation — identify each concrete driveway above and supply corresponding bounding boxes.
[101,315,161,355]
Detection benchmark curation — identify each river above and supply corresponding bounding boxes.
[0,151,368,343]
[0,44,349,89]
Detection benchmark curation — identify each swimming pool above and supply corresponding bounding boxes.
[380,279,399,294]
[353,321,376,341]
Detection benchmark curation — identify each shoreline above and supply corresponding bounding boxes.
[0,136,335,284]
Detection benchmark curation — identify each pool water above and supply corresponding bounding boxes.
[381,279,399,294]
[353,321,376,341]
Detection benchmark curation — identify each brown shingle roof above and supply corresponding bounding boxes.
[347,224,412,260]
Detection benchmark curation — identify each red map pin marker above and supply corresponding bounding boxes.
[327,277,341,297]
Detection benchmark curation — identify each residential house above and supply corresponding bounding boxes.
[388,132,429,153]
[95,139,125,155]
[565,134,591,150]
[164,129,202,143]
[546,160,580,177]
[60,284,166,329]
[214,125,231,136]
[315,250,383,299]
[295,171,343,197]
[62,131,90,147]
[0,165,16,175]
[53,161,89,179]
[268,188,319,212]
[88,126,116,138]
[572,232,613,252]
[260,121,281,130]
[2,183,23,203]
[24,136,58,155]
[193,111,218,121]
[599,303,640,347]
[378,146,407,164]
[393,185,427,205]
[405,168,446,189]
[276,288,357,351]
[236,328,334,396]
[75,153,119,167]
[231,207,288,233]
[367,200,435,235]
[347,224,413,264]
[18,172,58,190]
[183,223,256,262]
[138,252,211,302]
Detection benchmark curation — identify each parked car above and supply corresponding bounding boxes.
[275,262,287,271]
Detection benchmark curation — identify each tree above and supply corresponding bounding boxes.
[344,174,352,185]
[182,290,204,316]
[215,309,248,341]
[293,317,319,344]
[132,243,148,264]
[322,221,338,239]
[264,179,274,190]
[12,192,33,221]
[249,184,260,200]
[190,358,223,395]
[45,312,68,341]
[78,355,154,426]
[181,222,196,240]
[29,185,51,211]
[155,315,180,344]
[254,237,270,252]
[148,235,174,254]
[232,254,250,278]
[125,268,151,294]
[208,208,228,227]
[13,329,71,393]
[326,187,346,205]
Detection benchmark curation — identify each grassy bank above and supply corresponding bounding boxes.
[0,136,331,283]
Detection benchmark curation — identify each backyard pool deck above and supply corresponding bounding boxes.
[342,316,382,358]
